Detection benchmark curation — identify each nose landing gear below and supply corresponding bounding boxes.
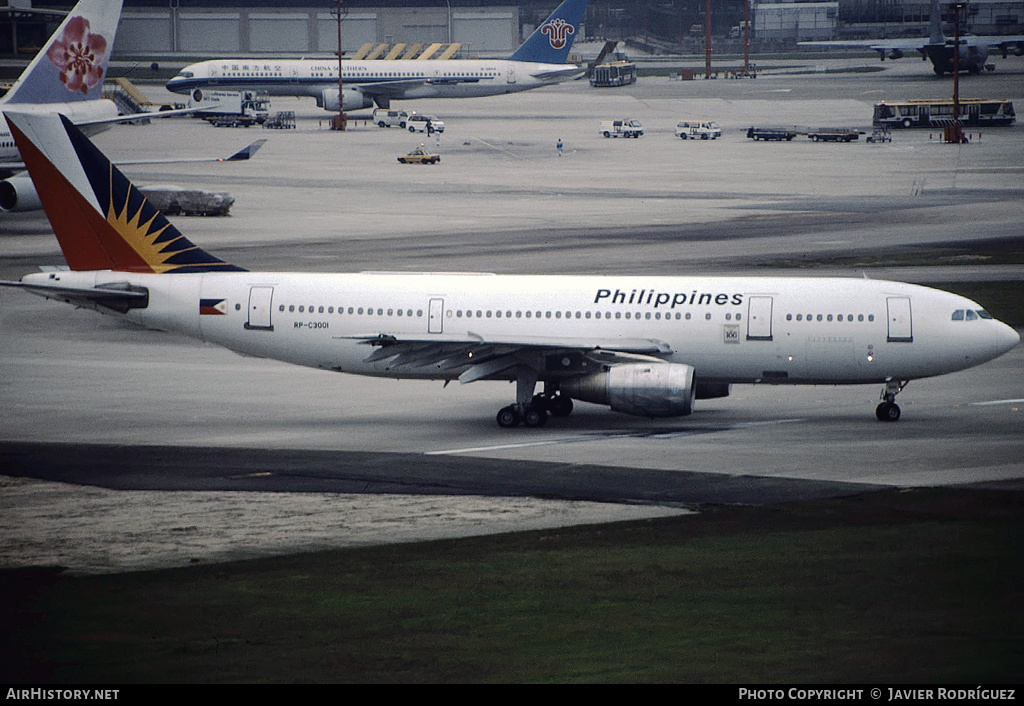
[876,379,906,421]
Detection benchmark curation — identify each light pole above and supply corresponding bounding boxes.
[332,0,347,131]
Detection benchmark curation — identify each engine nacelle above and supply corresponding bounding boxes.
[320,87,374,113]
[562,363,696,418]
[0,175,42,212]
[887,49,905,60]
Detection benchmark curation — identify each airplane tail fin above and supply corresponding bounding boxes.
[2,0,123,106]
[6,111,244,274]
[509,0,588,64]
[929,0,944,44]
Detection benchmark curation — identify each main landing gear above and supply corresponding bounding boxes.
[495,371,573,428]
[876,378,906,422]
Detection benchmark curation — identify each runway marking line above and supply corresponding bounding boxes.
[426,419,804,456]
[970,398,1024,407]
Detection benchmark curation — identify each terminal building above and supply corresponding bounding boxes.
[0,1,1021,57]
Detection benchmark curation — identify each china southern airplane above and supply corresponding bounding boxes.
[166,0,588,112]
[0,0,122,211]
[2,111,1019,427]
[801,0,1024,75]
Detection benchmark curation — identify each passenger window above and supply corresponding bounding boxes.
[952,309,965,320]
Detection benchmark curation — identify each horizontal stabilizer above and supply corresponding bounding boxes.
[0,278,148,314]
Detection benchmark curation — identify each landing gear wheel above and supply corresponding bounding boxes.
[547,395,574,418]
[496,406,520,428]
[523,405,547,428]
[876,402,901,422]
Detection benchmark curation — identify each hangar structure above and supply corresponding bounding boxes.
[112,1,523,57]
[2,1,1020,57]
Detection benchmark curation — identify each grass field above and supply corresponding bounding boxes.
[4,487,1022,683]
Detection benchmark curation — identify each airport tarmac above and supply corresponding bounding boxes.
[1,57,1022,574]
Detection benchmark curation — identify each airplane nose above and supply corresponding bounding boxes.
[998,322,1021,352]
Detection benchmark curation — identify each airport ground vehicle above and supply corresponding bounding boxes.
[866,127,892,143]
[746,126,796,141]
[600,119,643,138]
[676,121,722,140]
[373,109,410,128]
[590,61,637,87]
[263,111,295,129]
[807,128,862,142]
[398,146,440,164]
[189,89,269,128]
[407,114,445,133]
[872,99,1015,128]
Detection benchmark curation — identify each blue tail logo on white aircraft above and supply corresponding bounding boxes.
[509,0,587,64]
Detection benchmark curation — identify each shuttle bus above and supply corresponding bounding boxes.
[873,99,1015,128]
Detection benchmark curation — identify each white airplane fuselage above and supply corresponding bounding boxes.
[29,269,1019,389]
[167,58,584,103]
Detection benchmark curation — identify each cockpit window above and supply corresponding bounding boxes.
[952,309,965,320]
[977,309,993,320]
[965,310,978,321]
[178,71,193,78]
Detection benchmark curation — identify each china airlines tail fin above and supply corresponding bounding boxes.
[7,111,244,273]
[2,0,124,106]
[509,0,588,64]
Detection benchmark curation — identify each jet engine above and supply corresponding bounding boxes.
[320,87,374,112]
[561,362,696,417]
[0,175,42,212]
[887,49,905,60]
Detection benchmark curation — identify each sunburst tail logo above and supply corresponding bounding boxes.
[63,115,245,273]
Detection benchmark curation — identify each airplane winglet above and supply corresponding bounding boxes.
[223,139,267,162]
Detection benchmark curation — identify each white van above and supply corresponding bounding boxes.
[599,119,643,138]
[407,113,445,133]
[675,120,722,140]
[373,109,410,128]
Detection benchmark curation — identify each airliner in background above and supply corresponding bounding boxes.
[801,0,1024,75]
[1,112,1019,427]
[167,0,588,112]
[0,0,122,210]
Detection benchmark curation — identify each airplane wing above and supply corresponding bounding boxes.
[799,39,931,57]
[114,138,267,165]
[355,79,431,102]
[0,278,148,314]
[528,66,587,82]
[0,139,263,178]
[342,332,673,384]
[990,36,1024,55]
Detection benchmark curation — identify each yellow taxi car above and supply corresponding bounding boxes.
[397,145,440,164]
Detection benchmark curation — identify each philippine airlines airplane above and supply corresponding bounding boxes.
[2,111,1019,427]
[166,0,588,112]
[801,0,1024,75]
[0,0,122,211]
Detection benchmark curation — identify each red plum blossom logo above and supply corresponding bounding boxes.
[46,16,108,95]
[541,18,575,50]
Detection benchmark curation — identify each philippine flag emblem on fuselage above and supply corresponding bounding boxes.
[541,18,575,50]
[200,298,228,315]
